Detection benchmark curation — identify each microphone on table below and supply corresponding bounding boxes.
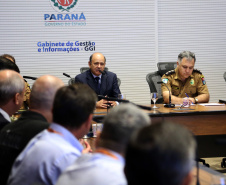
[98,70,105,74]
[157,81,175,108]
[98,95,152,111]
[63,73,71,78]
[23,76,37,80]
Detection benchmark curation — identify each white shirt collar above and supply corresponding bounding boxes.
[0,108,11,122]
[91,73,102,79]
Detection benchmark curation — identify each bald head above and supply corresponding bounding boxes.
[89,52,106,76]
[29,75,64,111]
[0,70,25,106]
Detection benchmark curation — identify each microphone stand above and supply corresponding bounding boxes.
[98,95,151,111]
[23,76,37,80]
[157,82,175,108]
[63,73,75,85]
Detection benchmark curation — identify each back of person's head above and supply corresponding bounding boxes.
[29,75,65,111]
[1,54,16,63]
[0,56,20,73]
[0,70,25,106]
[53,84,97,129]
[125,122,196,185]
[98,103,150,154]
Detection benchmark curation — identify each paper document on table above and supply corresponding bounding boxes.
[199,103,225,106]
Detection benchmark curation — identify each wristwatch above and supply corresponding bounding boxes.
[194,97,198,104]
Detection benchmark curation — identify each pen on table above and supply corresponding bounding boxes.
[185,93,194,104]
[185,93,189,98]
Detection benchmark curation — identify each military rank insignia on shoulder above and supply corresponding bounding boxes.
[165,70,175,76]
[200,74,206,85]
[193,69,202,74]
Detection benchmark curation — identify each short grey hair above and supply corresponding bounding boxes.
[125,121,196,185]
[99,103,151,154]
[178,51,196,64]
[0,70,25,106]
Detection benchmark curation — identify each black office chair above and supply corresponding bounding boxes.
[223,72,226,82]
[157,62,177,76]
[80,67,121,87]
[146,72,163,103]
[146,62,177,104]
[68,78,75,85]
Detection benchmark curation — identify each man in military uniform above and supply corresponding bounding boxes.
[161,51,209,105]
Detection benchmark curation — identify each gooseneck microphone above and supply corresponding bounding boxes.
[157,81,175,108]
[23,76,37,80]
[98,95,152,111]
[63,73,71,78]
[98,70,105,74]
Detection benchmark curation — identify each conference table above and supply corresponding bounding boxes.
[90,103,226,158]
[93,103,226,135]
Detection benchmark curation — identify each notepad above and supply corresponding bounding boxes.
[199,103,225,106]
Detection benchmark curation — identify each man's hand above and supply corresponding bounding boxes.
[80,139,93,153]
[109,101,117,107]
[96,99,117,108]
[96,99,109,108]
[188,98,195,104]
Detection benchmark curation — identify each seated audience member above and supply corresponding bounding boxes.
[0,56,20,73]
[7,84,97,185]
[0,70,25,130]
[125,121,196,185]
[75,52,121,108]
[161,51,209,104]
[1,54,31,110]
[0,75,64,185]
[56,103,150,185]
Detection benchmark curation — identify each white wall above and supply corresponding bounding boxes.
[0,0,225,104]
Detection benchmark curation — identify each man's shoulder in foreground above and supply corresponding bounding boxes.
[8,125,82,185]
[57,152,126,185]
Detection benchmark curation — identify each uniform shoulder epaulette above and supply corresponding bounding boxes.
[193,69,202,74]
[165,70,175,76]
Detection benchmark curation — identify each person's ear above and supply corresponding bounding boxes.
[88,61,91,67]
[14,93,21,105]
[181,171,193,185]
[85,114,93,130]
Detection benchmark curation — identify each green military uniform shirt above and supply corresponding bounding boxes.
[161,67,209,98]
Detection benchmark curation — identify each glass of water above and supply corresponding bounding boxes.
[151,92,158,109]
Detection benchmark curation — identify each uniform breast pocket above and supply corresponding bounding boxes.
[188,86,197,96]
[171,86,180,96]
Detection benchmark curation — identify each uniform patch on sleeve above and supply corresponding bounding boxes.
[190,79,194,85]
[201,75,206,85]
[162,78,168,84]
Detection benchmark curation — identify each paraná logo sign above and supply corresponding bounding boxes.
[50,0,78,13]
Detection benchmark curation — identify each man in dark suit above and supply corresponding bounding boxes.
[75,52,121,108]
[0,75,64,185]
[0,69,25,130]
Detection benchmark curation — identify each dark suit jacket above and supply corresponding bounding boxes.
[75,69,121,98]
[0,111,49,185]
[0,112,10,131]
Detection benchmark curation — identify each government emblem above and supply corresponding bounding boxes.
[50,0,78,13]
